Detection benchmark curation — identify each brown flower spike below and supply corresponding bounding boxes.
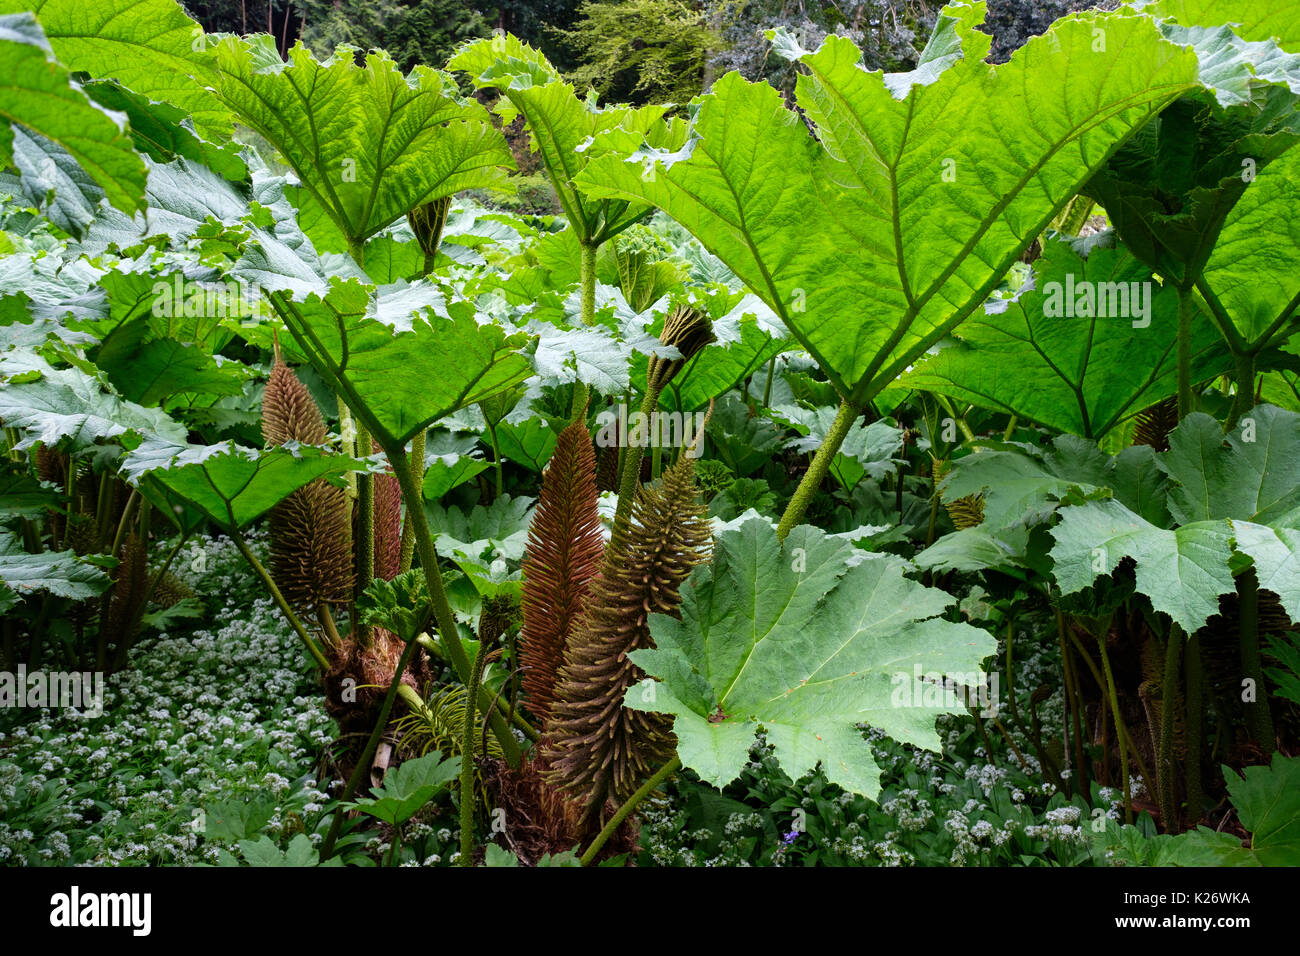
[519,419,605,727]
[542,457,712,822]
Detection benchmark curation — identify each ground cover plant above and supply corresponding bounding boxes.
[1,0,1299,869]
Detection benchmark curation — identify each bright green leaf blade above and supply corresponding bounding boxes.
[903,238,1233,437]
[578,8,1201,400]
[1163,405,1300,524]
[0,13,146,216]
[273,279,534,447]
[1050,497,1236,633]
[1225,753,1300,865]
[0,350,188,451]
[1201,145,1300,348]
[449,34,684,246]
[0,531,113,600]
[1134,0,1300,49]
[120,439,367,529]
[1231,520,1300,623]
[215,37,512,247]
[628,519,996,797]
[1,0,230,139]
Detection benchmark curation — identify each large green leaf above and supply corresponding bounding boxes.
[0,0,230,139]
[0,13,146,217]
[626,519,996,798]
[0,531,113,605]
[1050,497,1237,633]
[1230,521,1300,623]
[83,78,247,182]
[1199,145,1300,350]
[1162,405,1300,524]
[0,350,187,451]
[1050,405,1300,632]
[270,278,534,447]
[120,439,367,529]
[1083,15,1300,288]
[902,238,1233,437]
[448,34,685,248]
[1134,0,1300,49]
[214,36,512,251]
[1157,753,1300,865]
[577,5,1203,402]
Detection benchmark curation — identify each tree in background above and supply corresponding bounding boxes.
[290,0,488,70]
[556,1,723,106]
[473,1,586,71]
[185,0,301,54]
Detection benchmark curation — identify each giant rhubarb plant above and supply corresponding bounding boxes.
[610,518,997,857]
[1082,1,1300,419]
[213,35,512,264]
[449,35,687,328]
[574,2,1215,537]
[263,277,534,768]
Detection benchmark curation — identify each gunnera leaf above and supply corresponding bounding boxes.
[519,419,604,728]
[542,457,712,820]
[626,517,997,797]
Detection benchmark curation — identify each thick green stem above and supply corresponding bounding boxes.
[1096,632,1133,825]
[1158,627,1183,833]
[94,471,114,549]
[347,239,366,270]
[386,443,522,767]
[399,430,425,574]
[413,636,540,741]
[579,756,680,866]
[320,633,421,859]
[776,399,859,541]
[1185,633,1204,825]
[612,385,662,541]
[1238,570,1275,749]
[1056,610,1087,796]
[459,637,489,867]
[485,420,504,498]
[355,420,374,643]
[579,241,597,326]
[1176,285,1196,419]
[96,488,140,670]
[337,398,358,498]
[1227,350,1257,431]
[229,528,330,671]
[1066,627,1152,789]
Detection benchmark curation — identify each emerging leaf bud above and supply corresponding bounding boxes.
[646,304,715,391]
[407,195,453,262]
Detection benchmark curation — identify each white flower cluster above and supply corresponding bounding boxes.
[0,532,335,865]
